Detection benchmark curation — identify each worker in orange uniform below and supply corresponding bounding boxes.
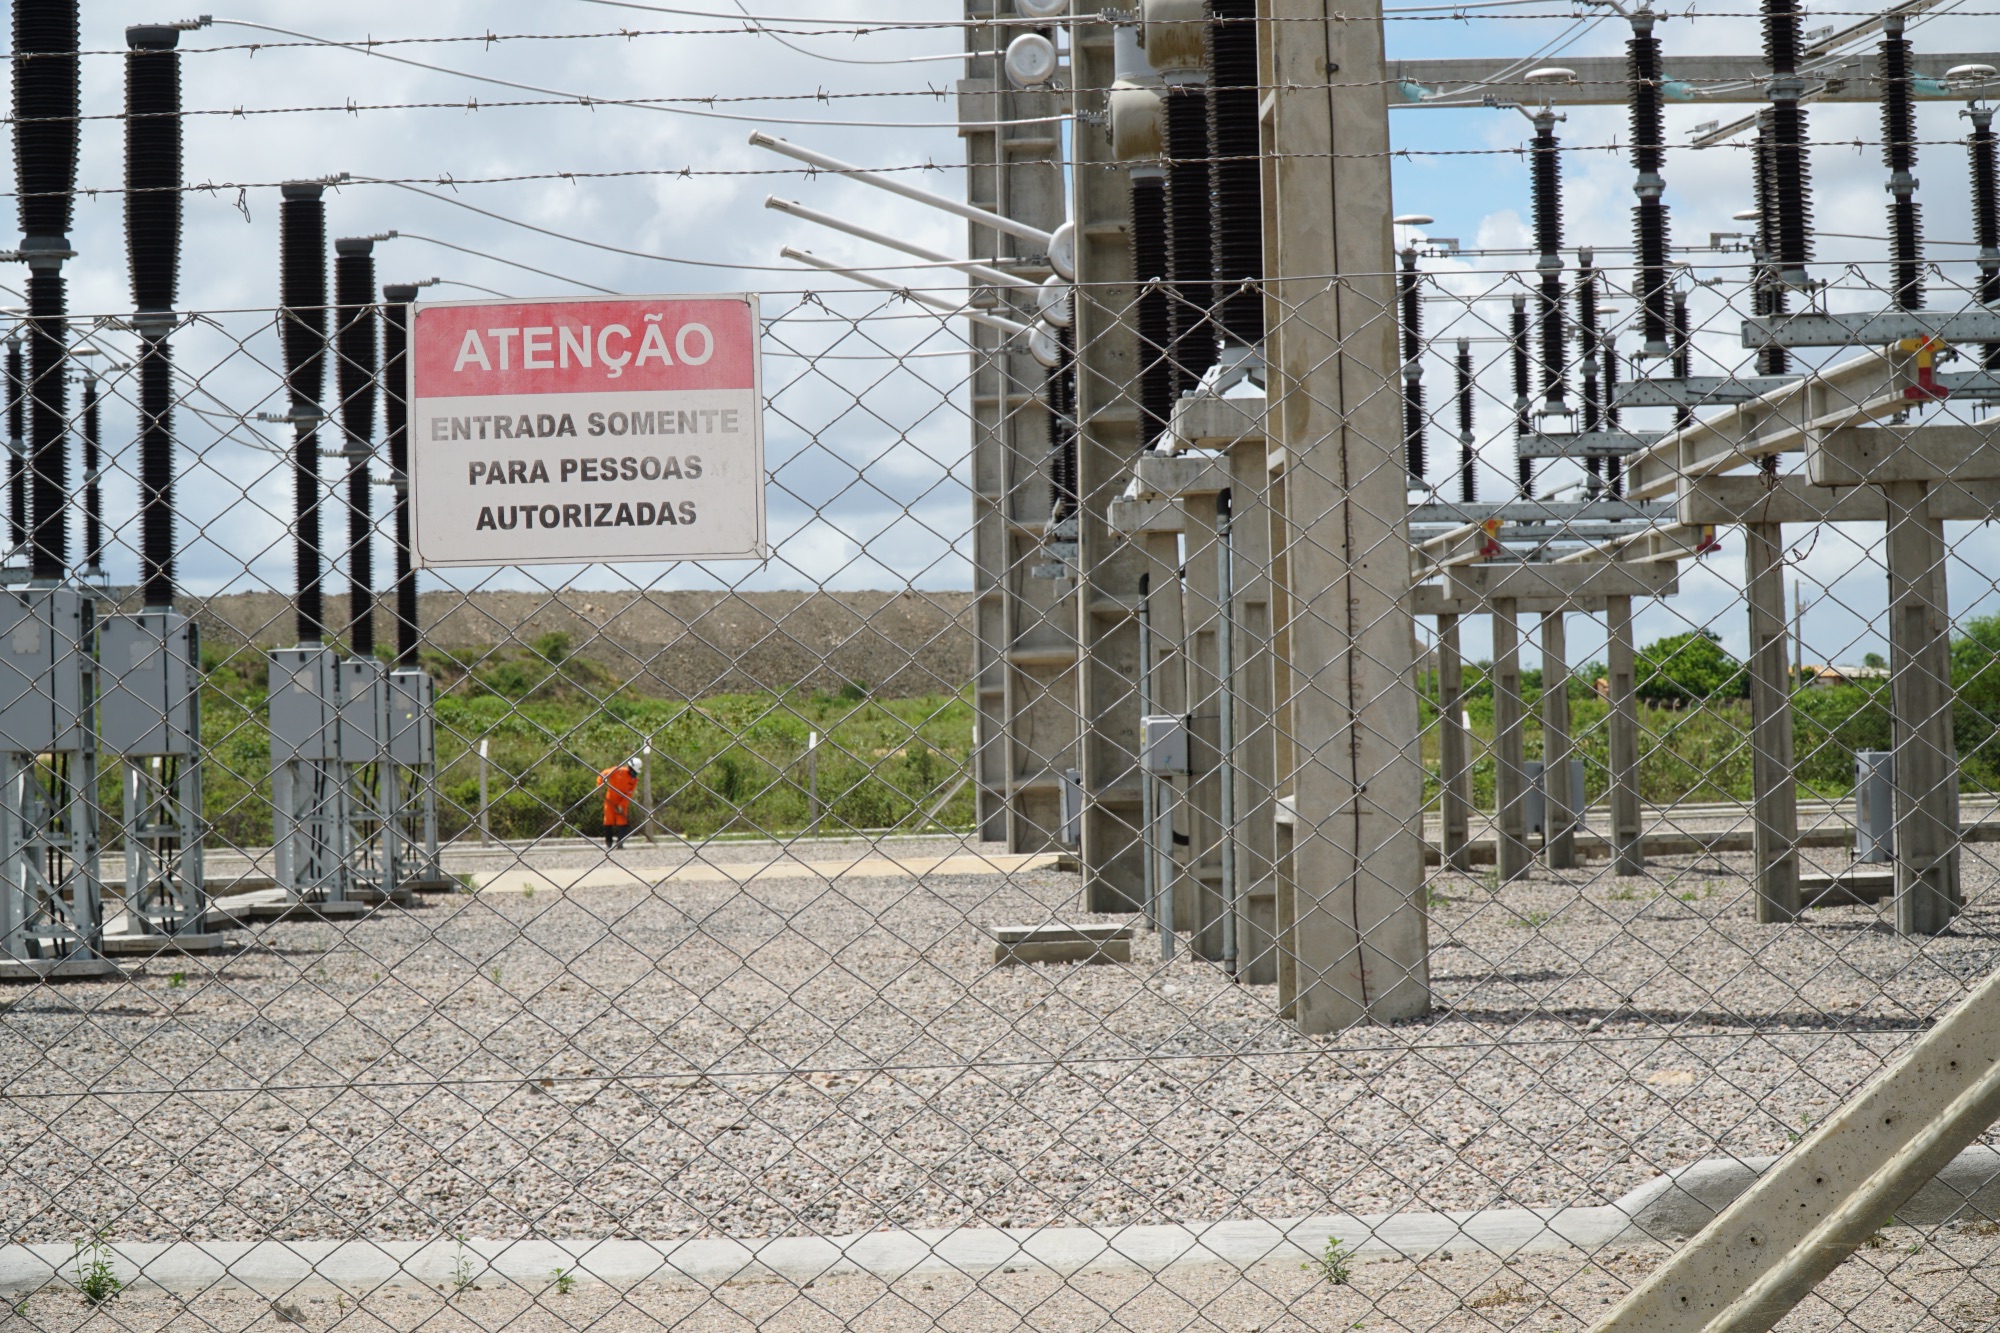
[599,756,641,849]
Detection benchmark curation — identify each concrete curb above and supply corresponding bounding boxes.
[10,1148,1995,1297]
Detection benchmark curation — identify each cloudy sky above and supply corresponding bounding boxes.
[22,0,2000,668]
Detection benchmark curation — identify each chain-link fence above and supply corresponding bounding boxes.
[3,1,2000,1331]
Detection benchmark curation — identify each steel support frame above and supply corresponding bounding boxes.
[1074,9,1147,910]
[961,3,1074,850]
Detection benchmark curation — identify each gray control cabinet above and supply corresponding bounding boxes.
[1141,715,1191,776]
[388,670,435,767]
[269,646,341,761]
[0,589,93,754]
[99,612,200,756]
[337,658,388,759]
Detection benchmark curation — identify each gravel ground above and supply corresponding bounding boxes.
[4,837,1998,1268]
[13,1229,2000,1332]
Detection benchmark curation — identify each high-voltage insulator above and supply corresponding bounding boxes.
[281,182,330,644]
[1132,167,1174,445]
[1970,103,1998,369]
[4,336,22,551]
[1762,0,1813,288]
[1671,291,1694,434]
[1530,110,1568,413]
[1880,15,1924,310]
[1628,9,1673,356]
[127,23,184,610]
[1165,78,1216,395]
[1577,250,1604,493]
[1207,0,1263,357]
[382,284,420,665]
[335,238,379,658]
[1400,246,1425,483]
[1510,292,1533,498]
[80,367,99,576]
[1046,324,1078,524]
[15,0,81,583]
[1455,336,1476,504]
[1602,339,1624,498]
[1751,115,1791,376]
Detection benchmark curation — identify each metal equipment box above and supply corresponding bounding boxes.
[387,670,436,767]
[336,658,388,759]
[98,612,200,756]
[1140,715,1191,776]
[0,588,94,753]
[268,646,341,761]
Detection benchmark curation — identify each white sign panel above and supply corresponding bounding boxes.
[407,293,766,568]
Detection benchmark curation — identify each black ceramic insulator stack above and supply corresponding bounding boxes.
[1751,120,1791,376]
[336,239,379,659]
[1046,325,1077,524]
[1165,81,1216,396]
[1577,257,1603,489]
[1531,117,1566,411]
[1879,21,1924,310]
[1131,171,1173,447]
[1510,294,1533,498]
[128,24,183,610]
[1207,0,1262,351]
[1455,337,1475,504]
[15,0,80,583]
[81,373,99,572]
[4,337,21,550]
[1628,15,1673,356]
[281,183,329,644]
[1671,293,1693,434]
[1400,250,1425,482]
[1763,0,1813,287]
[382,286,419,665]
[1971,109,1998,369]
[1602,343,1624,497]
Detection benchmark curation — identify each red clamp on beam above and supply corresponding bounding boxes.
[1899,336,1950,401]
[1695,524,1722,555]
[1478,518,1505,559]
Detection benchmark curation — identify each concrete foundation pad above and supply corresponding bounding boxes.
[98,932,232,957]
[5,1146,1991,1297]
[0,957,127,984]
[992,923,1132,966]
[402,877,466,895]
[208,898,377,927]
[1801,871,1895,907]
[1427,827,1856,867]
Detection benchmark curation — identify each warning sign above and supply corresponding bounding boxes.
[407,294,766,569]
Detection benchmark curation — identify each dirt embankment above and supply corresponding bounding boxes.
[126,589,976,697]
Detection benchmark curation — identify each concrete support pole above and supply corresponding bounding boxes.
[1144,533,1189,939]
[1262,0,1430,1031]
[1229,450,1280,984]
[1073,11,1148,911]
[1437,613,1473,871]
[1492,598,1531,881]
[1181,497,1225,954]
[1605,594,1645,875]
[1539,610,1576,870]
[1745,520,1801,921]
[1883,480,1960,935]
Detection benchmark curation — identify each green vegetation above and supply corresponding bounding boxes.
[1417,610,2000,806]
[189,635,975,847]
[549,1267,577,1296]
[1303,1235,1353,1285]
[71,1233,121,1305]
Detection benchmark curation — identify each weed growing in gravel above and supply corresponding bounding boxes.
[1608,885,1640,901]
[167,972,186,989]
[451,1235,477,1293]
[522,885,536,899]
[1303,1236,1352,1285]
[549,1267,577,1296]
[71,1233,121,1305]
[1514,911,1550,928]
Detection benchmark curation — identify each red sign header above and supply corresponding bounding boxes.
[411,296,758,398]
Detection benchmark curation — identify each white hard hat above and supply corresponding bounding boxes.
[628,756,644,773]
